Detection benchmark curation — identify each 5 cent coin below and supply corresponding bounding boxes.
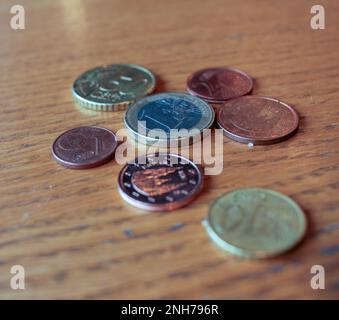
[204,188,307,258]
[52,126,118,169]
[187,67,253,103]
[72,64,156,111]
[118,153,204,211]
[217,96,299,144]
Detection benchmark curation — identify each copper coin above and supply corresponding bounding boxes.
[52,126,118,169]
[186,67,253,103]
[118,153,203,211]
[217,96,299,145]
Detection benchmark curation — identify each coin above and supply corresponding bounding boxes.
[204,188,307,258]
[118,153,204,211]
[186,67,253,103]
[217,96,299,144]
[72,64,156,111]
[52,126,118,169]
[124,92,215,146]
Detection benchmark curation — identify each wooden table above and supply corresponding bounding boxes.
[0,0,338,299]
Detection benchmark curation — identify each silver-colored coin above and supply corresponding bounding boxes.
[124,92,215,146]
[72,64,156,111]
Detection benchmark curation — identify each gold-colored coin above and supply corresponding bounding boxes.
[72,64,156,111]
[204,188,307,258]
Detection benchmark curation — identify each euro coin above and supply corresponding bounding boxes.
[204,188,307,258]
[72,64,156,111]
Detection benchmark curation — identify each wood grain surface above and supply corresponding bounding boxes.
[0,0,338,299]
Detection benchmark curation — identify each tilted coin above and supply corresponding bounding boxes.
[118,153,204,211]
[217,96,299,145]
[52,126,118,169]
[72,64,156,111]
[204,188,307,258]
[124,92,215,146]
[186,67,253,103]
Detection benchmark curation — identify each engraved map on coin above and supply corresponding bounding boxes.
[124,93,215,145]
[52,126,118,169]
[137,97,203,132]
[72,64,156,111]
[187,67,253,102]
[204,188,307,258]
[118,154,204,211]
[217,96,299,144]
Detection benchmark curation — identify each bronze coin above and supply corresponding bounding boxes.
[186,67,253,103]
[217,96,299,145]
[52,126,118,169]
[118,153,204,211]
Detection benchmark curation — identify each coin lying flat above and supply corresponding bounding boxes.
[118,153,204,211]
[52,126,118,169]
[72,64,156,111]
[186,67,253,103]
[204,188,307,258]
[217,96,299,144]
[124,92,215,146]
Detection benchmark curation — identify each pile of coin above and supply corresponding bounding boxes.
[51,63,306,258]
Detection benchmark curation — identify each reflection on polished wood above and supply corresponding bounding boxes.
[0,0,338,299]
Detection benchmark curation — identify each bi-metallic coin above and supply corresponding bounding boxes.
[124,92,215,146]
[217,96,299,145]
[118,153,204,211]
[204,188,307,258]
[72,64,156,111]
[186,67,253,103]
[52,126,118,169]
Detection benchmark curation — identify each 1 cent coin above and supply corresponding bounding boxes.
[118,153,204,211]
[186,67,253,103]
[217,96,299,144]
[204,188,307,258]
[52,126,118,169]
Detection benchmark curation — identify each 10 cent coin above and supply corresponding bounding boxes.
[118,153,204,211]
[204,188,307,258]
[72,64,156,111]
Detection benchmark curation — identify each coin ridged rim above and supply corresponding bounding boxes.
[124,92,215,145]
[52,126,118,169]
[118,153,204,211]
[186,67,253,101]
[72,63,156,111]
[204,188,307,258]
[217,96,300,145]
